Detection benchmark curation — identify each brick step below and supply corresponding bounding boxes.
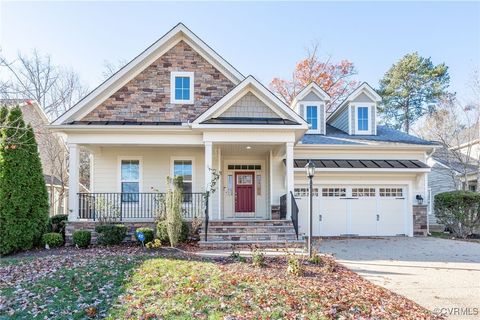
[198,239,305,249]
[207,219,293,227]
[201,226,295,233]
[205,234,299,242]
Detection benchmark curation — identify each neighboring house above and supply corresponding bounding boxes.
[51,23,437,245]
[427,146,479,229]
[1,99,68,216]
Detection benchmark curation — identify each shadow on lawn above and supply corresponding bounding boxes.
[0,246,205,319]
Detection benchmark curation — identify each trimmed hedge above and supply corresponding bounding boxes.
[434,191,480,238]
[135,227,154,244]
[156,220,189,245]
[73,230,91,248]
[42,233,64,248]
[95,224,127,245]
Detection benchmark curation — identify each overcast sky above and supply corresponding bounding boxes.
[1,1,479,102]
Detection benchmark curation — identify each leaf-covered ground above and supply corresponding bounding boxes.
[0,246,442,319]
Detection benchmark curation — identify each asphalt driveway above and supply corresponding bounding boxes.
[319,237,480,319]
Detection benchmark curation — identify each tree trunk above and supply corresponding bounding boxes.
[404,103,410,134]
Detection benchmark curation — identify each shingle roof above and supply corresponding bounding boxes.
[292,159,429,169]
[44,175,63,186]
[432,147,478,174]
[300,125,437,146]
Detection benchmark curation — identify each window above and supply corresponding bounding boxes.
[352,187,376,197]
[322,188,346,197]
[173,160,193,194]
[121,160,140,202]
[170,71,194,104]
[294,187,319,197]
[357,106,369,132]
[379,188,403,197]
[227,164,261,170]
[306,105,318,130]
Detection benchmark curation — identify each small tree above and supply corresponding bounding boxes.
[165,176,183,247]
[0,107,48,255]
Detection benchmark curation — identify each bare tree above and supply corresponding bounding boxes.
[417,94,479,190]
[102,59,128,80]
[0,50,88,119]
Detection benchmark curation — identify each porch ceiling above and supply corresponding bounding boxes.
[217,143,282,156]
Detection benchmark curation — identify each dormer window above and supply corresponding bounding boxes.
[170,71,194,104]
[355,106,371,133]
[306,105,318,130]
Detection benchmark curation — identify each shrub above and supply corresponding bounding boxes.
[73,230,91,248]
[434,191,480,238]
[229,247,247,263]
[95,224,127,245]
[309,249,323,265]
[286,255,304,276]
[135,227,154,244]
[145,239,162,249]
[48,214,68,238]
[251,246,265,268]
[42,233,64,248]
[0,107,49,255]
[156,219,189,245]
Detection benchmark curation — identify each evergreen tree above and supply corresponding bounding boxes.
[0,105,8,125]
[378,52,450,133]
[0,106,49,255]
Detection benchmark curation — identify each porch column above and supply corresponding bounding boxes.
[204,141,213,218]
[285,142,294,219]
[68,143,80,221]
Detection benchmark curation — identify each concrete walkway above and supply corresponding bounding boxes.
[319,237,480,319]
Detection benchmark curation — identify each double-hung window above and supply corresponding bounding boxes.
[173,160,193,201]
[121,160,140,203]
[306,105,318,130]
[357,106,369,132]
[170,71,194,104]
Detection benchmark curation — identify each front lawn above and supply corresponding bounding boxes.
[0,247,441,319]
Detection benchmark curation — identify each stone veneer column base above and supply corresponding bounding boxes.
[413,205,428,237]
[271,205,281,220]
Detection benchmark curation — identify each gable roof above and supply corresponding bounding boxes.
[52,23,245,125]
[192,75,308,128]
[327,82,381,121]
[291,82,331,106]
[1,99,49,124]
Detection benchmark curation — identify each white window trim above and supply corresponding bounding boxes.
[303,101,324,134]
[353,104,374,134]
[117,157,143,193]
[170,156,196,192]
[170,71,194,104]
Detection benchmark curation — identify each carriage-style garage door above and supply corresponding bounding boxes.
[295,185,407,236]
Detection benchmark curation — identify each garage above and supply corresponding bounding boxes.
[294,185,407,237]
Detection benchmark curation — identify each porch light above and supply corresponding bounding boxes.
[305,160,315,178]
[416,194,424,205]
[246,146,251,150]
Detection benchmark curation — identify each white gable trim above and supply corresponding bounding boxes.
[52,23,244,125]
[193,76,308,127]
[327,82,381,121]
[291,82,331,106]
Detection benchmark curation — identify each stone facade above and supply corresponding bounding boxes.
[81,41,235,123]
[65,221,157,244]
[413,205,428,237]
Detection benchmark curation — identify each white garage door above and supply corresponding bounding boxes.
[294,185,407,237]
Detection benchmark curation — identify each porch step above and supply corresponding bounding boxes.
[198,239,305,249]
[200,219,304,248]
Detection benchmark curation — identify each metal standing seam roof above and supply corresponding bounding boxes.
[200,117,300,125]
[291,159,430,169]
[66,121,183,126]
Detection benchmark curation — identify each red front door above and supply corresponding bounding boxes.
[235,172,255,212]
